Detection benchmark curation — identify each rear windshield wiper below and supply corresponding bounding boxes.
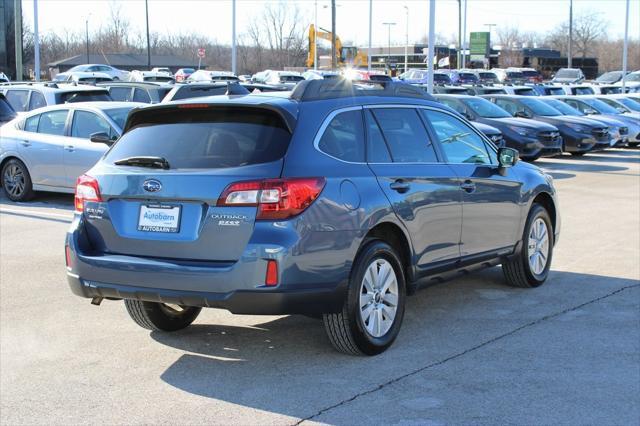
[113,156,170,169]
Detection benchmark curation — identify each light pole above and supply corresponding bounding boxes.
[568,0,573,68]
[427,0,435,94]
[145,0,150,70]
[461,0,467,68]
[368,0,372,72]
[85,14,91,64]
[622,0,629,92]
[14,0,22,80]
[403,5,408,73]
[382,22,396,71]
[232,0,237,74]
[314,0,318,70]
[33,0,40,81]
[331,0,336,71]
[457,0,461,69]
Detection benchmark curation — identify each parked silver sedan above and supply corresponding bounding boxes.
[0,102,142,201]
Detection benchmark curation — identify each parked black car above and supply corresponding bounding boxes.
[435,94,562,161]
[482,95,611,155]
[98,82,174,104]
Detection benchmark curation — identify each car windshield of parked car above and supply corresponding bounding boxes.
[555,69,580,79]
[520,98,562,116]
[459,73,478,81]
[462,97,511,118]
[513,88,537,96]
[67,65,89,73]
[596,71,622,83]
[104,107,134,129]
[581,98,621,114]
[623,72,640,82]
[544,99,583,116]
[60,91,111,103]
[106,108,291,169]
[521,70,540,77]
[574,87,594,95]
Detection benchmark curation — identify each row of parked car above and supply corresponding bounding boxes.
[1,67,639,203]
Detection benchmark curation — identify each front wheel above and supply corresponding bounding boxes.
[502,204,554,288]
[124,300,201,331]
[323,240,406,356]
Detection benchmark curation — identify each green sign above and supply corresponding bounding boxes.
[470,31,490,61]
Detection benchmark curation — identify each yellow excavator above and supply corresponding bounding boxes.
[307,24,368,69]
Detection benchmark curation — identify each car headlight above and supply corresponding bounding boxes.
[565,123,590,133]
[507,125,534,136]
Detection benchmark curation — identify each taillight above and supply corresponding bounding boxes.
[217,178,325,220]
[75,174,102,212]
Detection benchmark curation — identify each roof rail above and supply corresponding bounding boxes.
[291,78,434,102]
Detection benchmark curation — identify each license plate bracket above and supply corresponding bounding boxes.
[137,204,181,233]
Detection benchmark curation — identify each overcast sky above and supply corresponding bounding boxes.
[22,0,640,49]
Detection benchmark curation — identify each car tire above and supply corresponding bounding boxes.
[323,240,406,356]
[502,204,554,288]
[628,142,639,148]
[570,152,586,157]
[124,300,201,331]
[112,77,120,81]
[1,158,34,202]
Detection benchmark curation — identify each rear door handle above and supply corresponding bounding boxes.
[20,140,31,147]
[460,180,476,193]
[390,179,411,193]
[64,145,75,152]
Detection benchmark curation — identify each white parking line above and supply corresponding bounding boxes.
[0,207,74,220]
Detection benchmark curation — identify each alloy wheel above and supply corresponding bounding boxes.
[527,218,550,275]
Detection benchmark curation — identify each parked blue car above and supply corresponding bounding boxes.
[66,79,560,355]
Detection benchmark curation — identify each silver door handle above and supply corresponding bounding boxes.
[20,140,31,147]
[64,145,75,152]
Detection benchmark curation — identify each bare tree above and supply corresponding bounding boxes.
[496,26,524,67]
[546,11,607,59]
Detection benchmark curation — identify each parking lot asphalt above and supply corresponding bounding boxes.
[1,149,639,425]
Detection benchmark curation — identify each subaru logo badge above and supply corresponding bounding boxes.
[143,179,162,192]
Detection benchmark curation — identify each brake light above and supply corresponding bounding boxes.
[75,174,102,212]
[265,260,278,286]
[217,178,325,220]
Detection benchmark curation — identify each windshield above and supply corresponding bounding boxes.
[623,72,640,82]
[506,72,524,79]
[410,70,427,79]
[616,97,640,112]
[596,71,622,83]
[104,107,135,130]
[67,65,89,72]
[434,74,451,83]
[543,99,583,116]
[463,97,511,118]
[478,72,498,80]
[520,98,561,116]
[574,87,594,95]
[106,108,291,169]
[458,73,478,81]
[555,69,580,78]
[582,98,621,114]
[513,88,537,96]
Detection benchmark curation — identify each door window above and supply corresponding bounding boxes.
[71,110,114,139]
[37,110,68,136]
[24,114,40,132]
[28,91,47,110]
[5,90,30,112]
[494,98,519,116]
[317,109,365,162]
[422,110,495,165]
[370,108,438,163]
[364,110,392,163]
[109,87,133,101]
[132,88,151,103]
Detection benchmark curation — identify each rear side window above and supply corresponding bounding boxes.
[317,110,365,162]
[37,110,68,136]
[133,88,151,103]
[365,111,392,163]
[109,87,133,102]
[24,115,40,132]
[29,91,46,110]
[6,90,29,112]
[371,108,438,163]
[106,108,291,169]
[422,110,495,164]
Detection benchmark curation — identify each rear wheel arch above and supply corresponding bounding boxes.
[362,222,414,286]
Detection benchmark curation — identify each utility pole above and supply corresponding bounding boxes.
[33,0,40,81]
[331,0,336,71]
[383,22,396,71]
[145,0,151,69]
[368,0,372,73]
[568,0,573,68]
[622,0,629,92]
[427,0,435,94]
[461,0,467,68]
[457,0,461,69]
[232,0,237,74]
[314,0,318,70]
[404,5,408,73]
[14,0,23,80]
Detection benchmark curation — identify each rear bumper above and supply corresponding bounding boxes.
[67,273,347,315]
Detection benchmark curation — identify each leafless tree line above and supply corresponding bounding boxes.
[19,3,639,76]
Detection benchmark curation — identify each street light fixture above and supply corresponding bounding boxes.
[382,22,396,70]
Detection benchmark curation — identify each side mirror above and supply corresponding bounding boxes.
[584,108,597,115]
[498,147,519,168]
[617,107,627,113]
[514,110,530,119]
[464,111,474,120]
[90,132,113,145]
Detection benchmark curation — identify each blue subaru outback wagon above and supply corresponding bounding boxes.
[66,79,560,355]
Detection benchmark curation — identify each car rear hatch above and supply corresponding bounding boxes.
[80,104,294,262]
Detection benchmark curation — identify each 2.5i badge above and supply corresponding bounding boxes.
[210,213,248,227]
